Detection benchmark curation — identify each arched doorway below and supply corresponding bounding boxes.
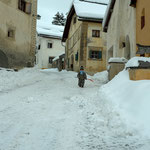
[0,50,8,68]
[125,36,131,60]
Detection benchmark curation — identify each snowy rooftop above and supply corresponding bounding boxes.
[37,21,64,38]
[108,57,128,63]
[125,57,150,68]
[53,52,65,61]
[73,0,108,19]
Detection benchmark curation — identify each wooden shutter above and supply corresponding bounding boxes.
[25,2,32,14]
[89,50,92,58]
[75,52,78,61]
[98,51,102,59]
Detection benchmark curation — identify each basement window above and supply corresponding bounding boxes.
[92,30,100,38]
[18,0,32,14]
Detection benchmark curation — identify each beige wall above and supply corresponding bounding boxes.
[86,22,106,73]
[106,0,136,64]
[136,0,150,57]
[66,14,82,71]
[66,13,106,74]
[0,0,37,68]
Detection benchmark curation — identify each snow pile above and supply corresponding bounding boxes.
[37,21,64,38]
[0,67,42,92]
[74,0,107,19]
[91,71,108,84]
[99,69,150,137]
[126,57,150,68]
[108,57,128,63]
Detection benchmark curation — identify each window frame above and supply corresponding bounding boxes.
[47,42,53,49]
[92,30,100,38]
[49,57,54,64]
[89,50,102,60]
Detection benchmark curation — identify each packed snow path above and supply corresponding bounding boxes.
[0,68,149,150]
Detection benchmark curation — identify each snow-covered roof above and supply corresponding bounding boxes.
[108,57,128,63]
[74,0,107,20]
[37,21,64,38]
[62,0,108,42]
[53,52,65,62]
[125,57,150,68]
[87,0,109,4]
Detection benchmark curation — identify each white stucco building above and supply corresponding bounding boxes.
[36,23,65,68]
[102,0,136,64]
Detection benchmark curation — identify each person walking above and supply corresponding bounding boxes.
[77,66,87,88]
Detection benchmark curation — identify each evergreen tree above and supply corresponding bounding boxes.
[52,12,66,26]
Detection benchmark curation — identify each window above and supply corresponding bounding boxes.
[89,50,102,59]
[141,8,145,30]
[47,43,52,48]
[49,57,54,64]
[18,0,32,14]
[130,0,137,7]
[73,17,76,24]
[38,45,41,50]
[8,30,15,38]
[92,30,100,37]
[75,52,78,61]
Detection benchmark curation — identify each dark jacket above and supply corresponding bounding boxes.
[77,71,87,80]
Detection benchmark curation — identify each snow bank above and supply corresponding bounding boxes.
[0,67,41,92]
[99,69,150,136]
[126,57,150,68]
[92,71,108,84]
[108,57,128,63]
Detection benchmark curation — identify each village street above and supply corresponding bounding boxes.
[0,68,150,150]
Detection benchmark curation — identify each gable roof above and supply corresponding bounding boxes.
[62,0,108,42]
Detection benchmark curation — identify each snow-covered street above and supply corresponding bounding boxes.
[0,68,150,150]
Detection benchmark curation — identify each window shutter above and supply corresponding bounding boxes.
[98,51,102,59]
[89,50,92,58]
[25,2,32,14]
[75,52,78,61]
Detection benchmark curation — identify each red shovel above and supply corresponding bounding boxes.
[87,79,94,82]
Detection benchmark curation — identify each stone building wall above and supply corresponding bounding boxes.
[0,0,37,68]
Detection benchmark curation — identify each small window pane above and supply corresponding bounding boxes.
[92,30,100,37]
[48,43,52,48]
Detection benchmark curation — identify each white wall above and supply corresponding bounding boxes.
[36,36,65,68]
[106,0,136,63]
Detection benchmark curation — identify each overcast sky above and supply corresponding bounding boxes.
[37,0,73,25]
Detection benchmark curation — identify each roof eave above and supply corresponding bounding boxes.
[78,17,103,23]
[38,34,62,40]
[102,0,116,32]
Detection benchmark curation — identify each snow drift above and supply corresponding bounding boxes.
[99,69,150,137]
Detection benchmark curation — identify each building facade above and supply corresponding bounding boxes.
[135,0,150,57]
[36,25,65,69]
[0,0,37,68]
[62,1,107,74]
[103,0,136,63]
